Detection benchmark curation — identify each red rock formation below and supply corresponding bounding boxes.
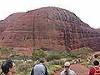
[0,7,100,53]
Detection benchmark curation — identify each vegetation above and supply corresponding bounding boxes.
[47,64,62,75]
[0,48,13,58]
[46,51,62,61]
[32,49,47,61]
[0,47,94,75]
[70,47,94,59]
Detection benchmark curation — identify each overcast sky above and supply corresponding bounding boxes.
[0,0,100,28]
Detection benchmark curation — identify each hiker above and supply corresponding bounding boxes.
[89,60,100,75]
[60,62,77,75]
[1,59,16,75]
[31,58,48,75]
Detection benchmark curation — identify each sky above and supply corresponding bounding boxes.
[0,0,100,29]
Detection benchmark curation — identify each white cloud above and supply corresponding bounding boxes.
[0,0,100,28]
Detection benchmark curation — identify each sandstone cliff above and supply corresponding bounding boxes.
[0,7,100,52]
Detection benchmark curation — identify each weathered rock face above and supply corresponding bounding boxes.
[0,7,100,52]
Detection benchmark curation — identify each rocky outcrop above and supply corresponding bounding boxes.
[0,7,100,52]
[96,28,100,32]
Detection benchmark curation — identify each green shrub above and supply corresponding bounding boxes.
[61,51,71,58]
[46,51,62,61]
[17,62,31,75]
[48,60,65,65]
[47,54,61,61]
[32,49,47,61]
[0,48,13,58]
[47,65,62,75]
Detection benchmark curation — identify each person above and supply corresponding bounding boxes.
[89,60,100,75]
[31,58,48,75]
[0,59,16,75]
[60,62,77,75]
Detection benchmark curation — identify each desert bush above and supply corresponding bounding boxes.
[47,54,61,61]
[60,51,71,58]
[47,64,62,75]
[46,51,62,61]
[0,48,13,58]
[71,47,93,59]
[32,49,47,61]
[17,62,31,75]
[48,59,65,65]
